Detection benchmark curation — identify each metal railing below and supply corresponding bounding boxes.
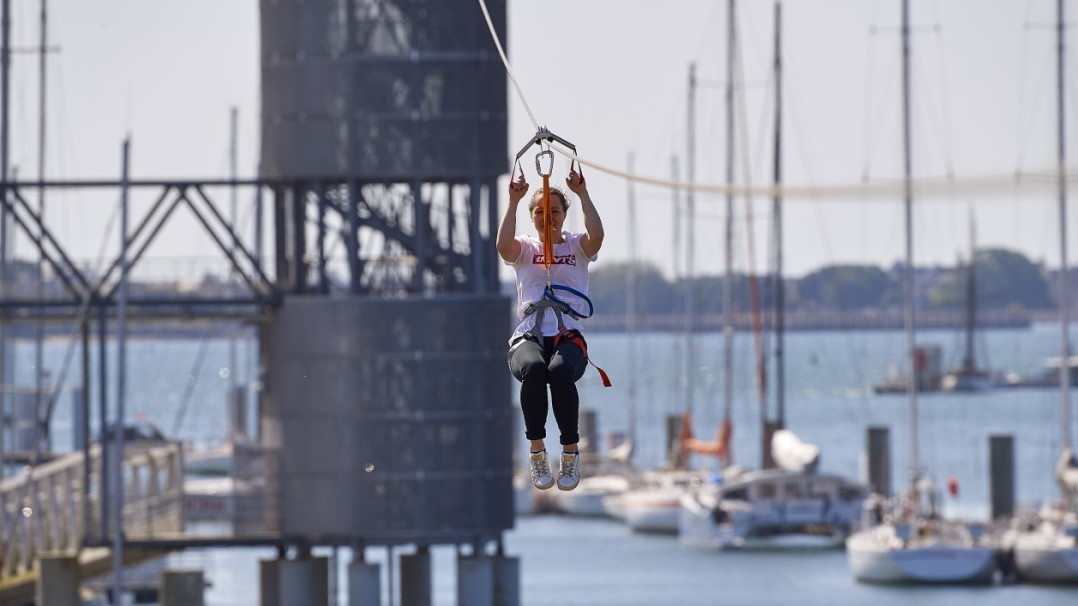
[0,442,183,582]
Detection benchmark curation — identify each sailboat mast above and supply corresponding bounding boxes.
[627,151,638,464]
[772,0,785,430]
[0,0,10,482]
[33,0,47,431]
[1055,0,1071,451]
[963,215,976,372]
[901,0,920,486]
[686,63,696,417]
[722,0,737,432]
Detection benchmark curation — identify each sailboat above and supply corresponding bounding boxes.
[678,1,868,550]
[1003,0,1078,582]
[940,215,1000,392]
[1005,450,1078,582]
[845,0,997,583]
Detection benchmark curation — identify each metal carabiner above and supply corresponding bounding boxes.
[535,149,554,177]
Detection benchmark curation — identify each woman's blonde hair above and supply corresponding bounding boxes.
[528,186,570,214]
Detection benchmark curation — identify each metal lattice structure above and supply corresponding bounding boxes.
[0,0,507,312]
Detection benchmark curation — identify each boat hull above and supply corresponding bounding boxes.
[1011,529,1078,583]
[554,475,631,518]
[620,494,681,533]
[847,530,997,584]
[678,470,864,551]
[1013,546,1078,583]
[680,497,852,551]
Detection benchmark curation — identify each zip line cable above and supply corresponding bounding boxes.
[476,0,539,132]
[477,0,1073,201]
[556,140,1070,200]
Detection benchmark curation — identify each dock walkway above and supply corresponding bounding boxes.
[0,443,183,605]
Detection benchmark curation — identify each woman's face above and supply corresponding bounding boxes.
[530,192,566,239]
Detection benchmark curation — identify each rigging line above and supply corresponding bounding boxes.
[1015,0,1037,174]
[924,2,956,179]
[475,0,539,132]
[732,18,768,437]
[861,0,886,180]
[1019,30,1057,170]
[169,336,211,439]
[863,10,904,182]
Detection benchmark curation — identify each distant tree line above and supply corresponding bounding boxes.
[587,248,1061,316]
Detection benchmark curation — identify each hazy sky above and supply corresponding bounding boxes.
[11,0,1077,281]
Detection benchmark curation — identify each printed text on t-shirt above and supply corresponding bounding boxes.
[532,253,577,266]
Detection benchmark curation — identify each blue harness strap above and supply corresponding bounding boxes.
[543,284,593,319]
[521,284,611,387]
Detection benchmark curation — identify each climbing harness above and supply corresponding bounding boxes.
[521,296,612,388]
[515,128,611,388]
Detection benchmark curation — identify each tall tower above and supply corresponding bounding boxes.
[256,1,516,550]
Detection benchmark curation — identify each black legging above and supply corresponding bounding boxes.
[507,333,588,446]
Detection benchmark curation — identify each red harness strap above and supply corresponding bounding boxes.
[553,328,612,388]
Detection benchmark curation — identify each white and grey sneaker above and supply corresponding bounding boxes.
[529,450,555,490]
[557,451,581,491]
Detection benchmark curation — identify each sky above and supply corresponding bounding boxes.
[6,0,1076,282]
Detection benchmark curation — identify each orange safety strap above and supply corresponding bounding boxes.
[541,173,553,270]
[553,328,612,388]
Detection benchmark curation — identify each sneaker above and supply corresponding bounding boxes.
[529,450,554,490]
[557,451,581,491]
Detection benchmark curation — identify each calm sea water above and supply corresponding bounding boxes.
[7,322,1078,604]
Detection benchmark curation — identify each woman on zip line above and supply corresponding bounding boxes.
[497,167,606,492]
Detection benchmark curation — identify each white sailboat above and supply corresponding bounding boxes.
[846,0,997,583]
[611,468,709,533]
[1006,450,1078,582]
[1005,0,1078,583]
[555,469,633,518]
[682,430,868,549]
[678,1,869,551]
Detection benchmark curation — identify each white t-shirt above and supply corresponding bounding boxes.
[506,232,597,340]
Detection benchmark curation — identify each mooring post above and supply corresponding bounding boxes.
[347,550,381,606]
[457,547,493,606]
[491,540,520,606]
[400,545,432,606]
[989,434,1015,521]
[866,426,891,497]
[36,554,79,606]
[279,555,330,606]
[160,570,206,606]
